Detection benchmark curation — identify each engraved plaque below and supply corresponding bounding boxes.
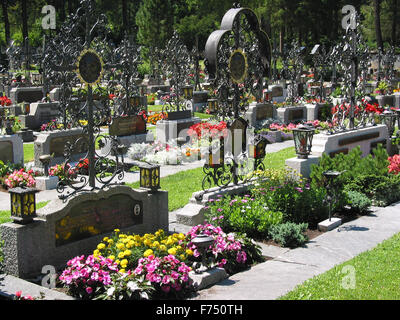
[49,134,88,158]
[108,115,146,137]
[288,109,304,121]
[55,194,143,247]
[0,141,13,163]
[256,105,274,120]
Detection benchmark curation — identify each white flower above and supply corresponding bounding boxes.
[107,287,115,296]
[127,281,139,292]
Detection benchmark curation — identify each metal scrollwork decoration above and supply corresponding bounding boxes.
[329,11,373,134]
[161,31,193,113]
[282,40,305,103]
[200,6,270,191]
[47,0,126,200]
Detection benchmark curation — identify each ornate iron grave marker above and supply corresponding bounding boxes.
[44,0,128,200]
[201,5,271,191]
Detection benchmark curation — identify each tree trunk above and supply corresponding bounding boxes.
[21,0,28,44]
[374,0,384,52]
[392,0,398,47]
[1,0,11,46]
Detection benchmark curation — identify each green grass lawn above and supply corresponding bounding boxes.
[280,232,400,300]
[0,201,49,224]
[23,143,34,163]
[128,146,295,212]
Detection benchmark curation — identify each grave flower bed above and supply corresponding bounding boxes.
[4,168,37,189]
[58,226,261,300]
[0,95,12,107]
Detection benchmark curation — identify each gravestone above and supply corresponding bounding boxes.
[192,90,209,112]
[306,103,333,121]
[0,135,24,164]
[376,95,395,108]
[18,102,60,130]
[276,105,306,124]
[9,87,43,104]
[311,124,389,158]
[100,115,154,156]
[244,102,276,127]
[156,115,201,144]
[34,128,88,170]
[0,185,168,279]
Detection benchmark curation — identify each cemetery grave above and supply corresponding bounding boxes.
[0,0,400,303]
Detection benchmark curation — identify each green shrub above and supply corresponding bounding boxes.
[346,190,372,214]
[310,145,392,207]
[269,222,309,248]
[204,195,283,239]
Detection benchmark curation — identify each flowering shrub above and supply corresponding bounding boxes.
[185,223,251,275]
[188,121,227,140]
[388,154,400,175]
[5,168,36,188]
[204,195,283,239]
[48,164,77,182]
[94,229,193,274]
[96,272,154,300]
[134,254,193,298]
[40,119,64,131]
[147,112,167,125]
[0,95,12,106]
[59,255,119,300]
[14,291,35,300]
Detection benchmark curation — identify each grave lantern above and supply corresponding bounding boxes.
[191,233,215,273]
[181,85,194,99]
[139,162,160,192]
[293,124,315,159]
[322,170,343,222]
[263,90,272,102]
[23,103,30,115]
[249,138,267,160]
[9,187,38,224]
[382,109,397,138]
[205,137,224,168]
[207,99,218,113]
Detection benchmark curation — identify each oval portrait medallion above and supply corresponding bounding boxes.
[229,49,248,84]
[77,49,104,85]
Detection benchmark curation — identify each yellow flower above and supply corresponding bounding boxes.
[93,249,100,255]
[143,249,153,257]
[97,243,106,250]
[103,237,109,242]
[186,249,194,256]
[159,245,167,252]
[123,250,132,257]
[168,247,177,255]
[116,243,125,250]
[119,269,126,274]
[118,252,125,259]
[115,259,120,265]
[178,233,185,240]
[180,254,186,260]
[107,239,114,245]
[114,229,120,233]
[108,255,115,261]
[120,259,128,268]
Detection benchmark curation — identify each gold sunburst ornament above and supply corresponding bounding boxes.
[76,49,104,86]
[228,48,248,84]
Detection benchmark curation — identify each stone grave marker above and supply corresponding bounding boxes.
[0,185,168,278]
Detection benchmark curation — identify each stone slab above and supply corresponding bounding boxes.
[35,176,59,191]
[190,268,229,291]
[311,125,389,158]
[0,134,24,164]
[285,156,320,179]
[9,87,43,104]
[156,117,201,144]
[0,185,168,279]
[318,218,342,232]
[100,132,154,156]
